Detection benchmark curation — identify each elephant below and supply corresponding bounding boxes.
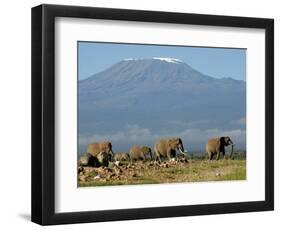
[78,141,114,167]
[113,152,130,162]
[129,145,152,162]
[96,151,110,166]
[206,136,234,160]
[154,138,186,162]
[87,141,114,161]
[79,153,92,166]
[78,151,110,167]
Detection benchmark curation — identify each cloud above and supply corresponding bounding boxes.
[79,124,246,152]
[80,125,157,144]
[231,117,246,126]
[181,128,245,141]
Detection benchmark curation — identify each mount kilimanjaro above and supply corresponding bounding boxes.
[79,58,246,153]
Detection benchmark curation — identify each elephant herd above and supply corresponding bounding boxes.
[79,136,235,168]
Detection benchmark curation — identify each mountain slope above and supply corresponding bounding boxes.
[78,58,246,152]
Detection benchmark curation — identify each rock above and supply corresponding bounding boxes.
[113,166,123,175]
[83,167,95,174]
[78,166,84,174]
[103,167,113,173]
[108,162,115,168]
[110,173,116,178]
[79,175,88,182]
[94,175,101,180]
[79,154,91,166]
[106,173,115,180]
[129,164,135,169]
[160,162,169,168]
[132,173,137,177]
[114,153,130,161]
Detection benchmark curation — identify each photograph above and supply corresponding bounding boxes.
[77,42,247,187]
[30,3,274,225]
[1,3,276,229]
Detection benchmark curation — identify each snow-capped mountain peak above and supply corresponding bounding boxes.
[123,57,183,64]
[152,57,183,63]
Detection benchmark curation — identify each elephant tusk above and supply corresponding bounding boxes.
[179,148,186,155]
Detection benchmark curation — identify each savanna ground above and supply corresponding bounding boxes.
[78,152,246,187]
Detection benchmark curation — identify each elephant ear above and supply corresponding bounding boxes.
[101,141,112,149]
[99,142,108,151]
[167,139,173,145]
[177,138,183,145]
[220,137,226,145]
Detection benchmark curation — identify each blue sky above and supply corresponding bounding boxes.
[78,41,246,81]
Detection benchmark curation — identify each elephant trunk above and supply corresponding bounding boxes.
[179,147,185,155]
[109,150,114,161]
[148,148,153,160]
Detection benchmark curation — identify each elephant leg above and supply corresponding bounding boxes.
[156,155,161,163]
[154,150,161,163]
[167,149,172,161]
[141,153,146,162]
[222,151,226,160]
[216,151,221,160]
[207,152,212,160]
[130,157,135,163]
[172,150,176,159]
[154,155,158,162]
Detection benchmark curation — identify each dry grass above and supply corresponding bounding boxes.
[78,159,246,187]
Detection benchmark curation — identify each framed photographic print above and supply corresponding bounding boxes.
[31,4,274,225]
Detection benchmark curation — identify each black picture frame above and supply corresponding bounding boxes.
[31,4,274,225]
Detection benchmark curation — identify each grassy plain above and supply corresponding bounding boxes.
[78,158,246,187]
